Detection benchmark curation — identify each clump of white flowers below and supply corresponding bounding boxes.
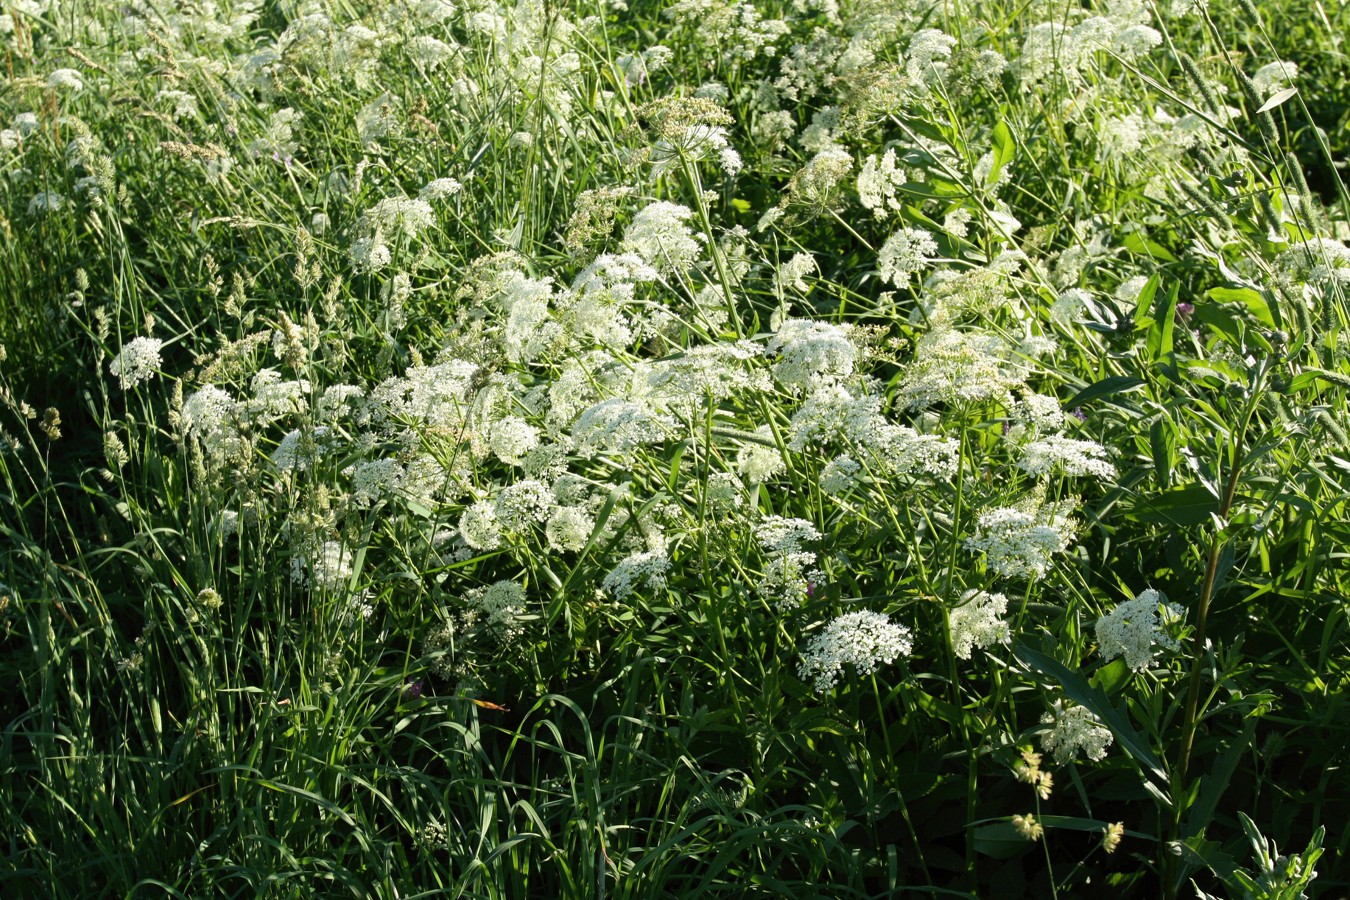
[965,502,1075,581]
[798,610,913,693]
[1040,700,1113,764]
[949,590,1011,659]
[896,328,1021,411]
[1017,436,1116,480]
[47,68,84,91]
[1095,588,1184,671]
[877,227,937,289]
[602,549,672,599]
[767,319,857,393]
[545,506,594,552]
[620,201,702,273]
[572,398,676,458]
[819,456,860,495]
[459,501,502,551]
[1251,60,1298,98]
[293,541,354,592]
[464,580,527,640]
[755,516,823,609]
[109,337,164,389]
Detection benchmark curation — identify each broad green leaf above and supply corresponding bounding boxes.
[1206,286,1276,327]
[1148,281,1178,358]
[989,120,1015,185]
[1123,230,1177,261]
[1127,483,1221,525]
[1067,375,1145,408]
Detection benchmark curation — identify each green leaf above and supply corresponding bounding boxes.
[1134,274,1161,330]
[1150,418,1173,489]
[1015,645,1170,788]
[1206,286,1275,327]
[1127,483,1221,525]
[1122,231,1177,261]
[1173,834,1237,882]
[1090,658,1132,695]
[989,120,1015,185]
[973,822,1031,860]
[1148,281,1178,358]
[1256,86,1298,114]
[1067,376,1145,408]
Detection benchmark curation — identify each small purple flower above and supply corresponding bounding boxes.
[1071,408,1087,422]
[402,678,425,700]
[1175,302,1194,321]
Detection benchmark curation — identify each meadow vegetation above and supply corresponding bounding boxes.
[1,0,1348,895]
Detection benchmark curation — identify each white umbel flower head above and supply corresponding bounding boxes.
[799,610,913,693]
[965,504,1075,581]
[47,68,84,91]
[602,549,671,599]
[109,337,164,389]
[949,590,1011,659]
[1017,436,1116,480]
[620,201,702,273]
[1040,700,1113,764]
[877,227,937,289]
[767,318,857,393]
[294,541,353,592]
[459,501,502,550]
[1095,588,1184,671]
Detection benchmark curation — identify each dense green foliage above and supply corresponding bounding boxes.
[1,0,1347,896]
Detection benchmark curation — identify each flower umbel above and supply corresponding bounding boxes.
[798,610,913,693]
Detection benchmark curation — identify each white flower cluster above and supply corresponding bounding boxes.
[819,456,860,495]
[464,580,527,640]
[965,504,1075,581]
[949,590,1010,659]
[755,516,821,554]
[620,201,702,274]
[798,610,913,693]
[755,516,822,609]
[47,68,84,91]
[1274,238,1350,296]
[602,549,672,599]
[768,319,858,394]
[459,501,502,551]
[877,227,937,289]
[1095,588,1184,671]
[293,541,353,592]
[1017,436,1116,480]
[1040,700,1113,764]
[856,148,908,219]
[1251,60,1298,98]
[1019,9,1160,86]
[1011,393,1065,434]
[545,506,594,552]
[350,197,436,273]
[775,252,817,295]
[737,426,786,483]
[896,328,1021,411]
[571,398,676,458]
[109,337,164,389]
